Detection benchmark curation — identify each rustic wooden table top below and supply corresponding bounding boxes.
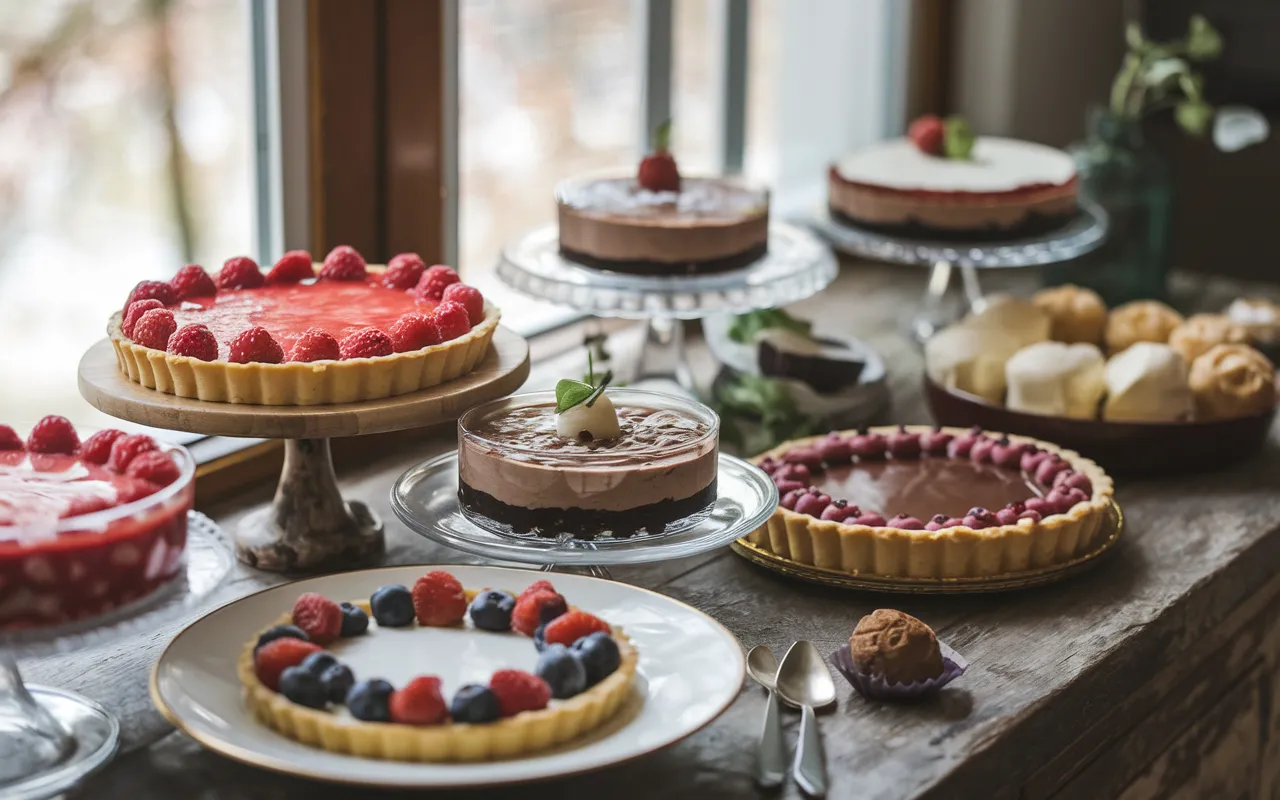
[27,264,1280,799]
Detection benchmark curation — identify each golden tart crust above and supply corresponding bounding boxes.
[748,426,1114,580]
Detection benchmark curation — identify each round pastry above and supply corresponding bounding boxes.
[1188,344,1277,420]
[1102,342,1193,422]
[1031,284,1107,345]
[848,609,943,685]
[925,296,1050,404]
[1004,341,1105,419]
[1104,300,1183,355]
[966,294,1052,345]
[1168,314,1249,364]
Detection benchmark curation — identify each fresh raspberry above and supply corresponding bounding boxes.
[216,256,265,290]
[108,433,158,473]
[122,299,164,339]
[543,610,610,647]
[0,426,23,451]
[389,676,448,725]
[441,283,484,325]
[637,120,680,192]
[254,638,323,692]
[382,253,427,290]
[228,326,284,364]
[26,415,80,455]
[388,313,440,352]
[265,250,315,284]
[338,327,394,360]
[432,301,472,342]
[167,324,219,361]
[411,571,467,626]
[489,669,551,717]
[511,590,567,637]
[518,580,557,602]
[170,264,217,300]
[287,328,341,362]
[125,449,181,487]
[291,593,343,644]
[133,309,177,350]
[114,476,160,504]
[411,265,459,301]
[123,280,177,313]
[908,114,945,156]
[78,429,126,464]
[319,245,367,281]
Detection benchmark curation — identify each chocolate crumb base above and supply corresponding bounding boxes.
[558,243,768,276]
[827,205,1079,242]
[458,479,718,540]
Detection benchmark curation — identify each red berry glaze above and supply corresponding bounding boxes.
[123,280,178,313]
[167,324,219,361]
[908,114,945,156]
[216,257,265,290]
[265,250,315,284]
[254,638,323,692]
[122,299,164,339]
[411,571,468,627]
[320,245,367,281]
[338,327,394,360]
[286,328,341,363]
[388,313,440,353]
[170,265,217,300]
[489,669,551,717]
[292,593,343,644]
[125,450,181,487]
[228,326,284,364]
[543,610,610,647]
[26,415,80,455]
[389,676,448,725]
[441,283,484,325]
[133,309,178,350]
[382,253,427,290]
[108,434,158,473]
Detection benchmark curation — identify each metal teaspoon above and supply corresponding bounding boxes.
[746,645,787,788]
[776,641,837,797]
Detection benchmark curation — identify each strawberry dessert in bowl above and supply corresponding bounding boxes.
[0,416,194,630]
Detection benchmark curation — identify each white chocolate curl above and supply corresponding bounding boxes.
[556,393,622,441]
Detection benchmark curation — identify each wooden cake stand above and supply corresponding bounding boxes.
[76,329,530,573]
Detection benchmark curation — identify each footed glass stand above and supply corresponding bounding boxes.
[0,512,232,799]
[390,452,778,579]
[813,203,1108,341]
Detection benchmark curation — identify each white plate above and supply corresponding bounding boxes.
[150,565,745,789]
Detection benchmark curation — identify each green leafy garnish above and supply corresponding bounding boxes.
[943,116,975,160]
[712,373,819,454]
[727,309,812,345]
[555,379,595,413]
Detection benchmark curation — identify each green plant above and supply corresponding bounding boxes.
[726,309,811,345]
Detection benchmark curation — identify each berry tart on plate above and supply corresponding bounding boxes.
[110,248,500,405]
[238,571,638,762]
[0,416,192,629]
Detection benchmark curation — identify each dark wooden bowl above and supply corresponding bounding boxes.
[924,377,1276,475]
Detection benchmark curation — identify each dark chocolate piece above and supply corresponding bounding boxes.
[757,334,866,393]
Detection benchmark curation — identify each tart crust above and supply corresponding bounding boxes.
[237,599,638,762]
[747,426,1114,579]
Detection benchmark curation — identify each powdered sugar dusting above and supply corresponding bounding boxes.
[558,177,767,221]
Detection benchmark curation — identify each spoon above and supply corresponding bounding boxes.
[746,645,787,788]
[776,641,837,797]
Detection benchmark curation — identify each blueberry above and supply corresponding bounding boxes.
[571,632,621,686]
[320,663,355,703]
[535,644,587,699]
[468,589,516,632]
[339,602,369,636]
[298,651,338,677]
[345,679,394,722]
[539,595,569,624]
[370,585,415,627]
[254,624,309,653]
[533,623,549,652]
[450,684,501,724]
[279,666,328,709]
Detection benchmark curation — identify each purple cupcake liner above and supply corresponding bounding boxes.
[830,640,967,700]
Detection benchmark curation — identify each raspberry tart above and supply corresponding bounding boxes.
[110,249,500,405]
[237,572,638,762]
[0,417,193,629]
[748,425,1114,579]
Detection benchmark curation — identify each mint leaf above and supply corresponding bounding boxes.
[727,309,812,345]
[584,371,613,407]
[943,116,975,159]
[555,379,594,413]
[1175,99,1213,136]
[1186,14,1222,61]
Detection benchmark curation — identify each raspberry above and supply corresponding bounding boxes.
[216,256,265,290]
[411,571,467,627]
[265,250,315,284]
[167,324,219,361]
[125,449,181,487]
[228,326,284,364]
[133,309,177,350]
[0,426,22,451]
[511,590,567,637]
[287,328,341,362]
[78,429,126,464]
[543,610,610,647]
[113,476,158,504]
[382,253,427,290]
[518,580,557,602]
[432,301,472,342]
[489,669,551,717]
[319,245,367,281]
[253,637,323,692]
[123,280,177,313]
[26,415,80,455]
[412,265,459,302]
[338,327,394,360]
[108,433,158,473]
[291,593,343,644]
[389,676,448,725]
[170,264,217,300]
[388,313,439,353]
[908,114,945,156]
[65,494,113,517]
[122,299,164,338]
[441,283,484,325]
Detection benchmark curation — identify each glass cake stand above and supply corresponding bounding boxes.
[496,222,838,388]
[390,452,778,579]
[0,512,233,800]
[813,202,1109,341]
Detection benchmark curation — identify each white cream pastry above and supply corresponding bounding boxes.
[556,392,622,441]
[965,294,1052,348]
[925,324,1026,404]
[1005,341,1106,419]
[1103,342,1194,422]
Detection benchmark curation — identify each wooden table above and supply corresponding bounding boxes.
[26,264,1280,799]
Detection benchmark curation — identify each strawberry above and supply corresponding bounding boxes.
[216,257,265,290]
[432,301,472,342]
[254,637,323,691]
[123,280,177,313]
[389,676,448,725]
[338,327,394,360]
[441,283,484,325]
[543,610,610,647]
[291,593,343,644]
[26,415,80,455]
[167,324,219,361]
[411,571,467,626]
[382,253,427,290]
[78,429,126,464]
[108,434,158,473]
[170,265,217,300]
[287,328,341,362]
[518,580,557,602]
[0,426,23,451]
[637,120,680,192]
[511,589,567,637]
[319,245,367,281]
[133,309,177,350]
[411,265,459,303]
[228,326,284,364]
[125,450,181,487]
[489,669,551,717]
[388,313,439,353]
[122,299,164,339]
[908,114,945,156]
[266,250,315,284]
